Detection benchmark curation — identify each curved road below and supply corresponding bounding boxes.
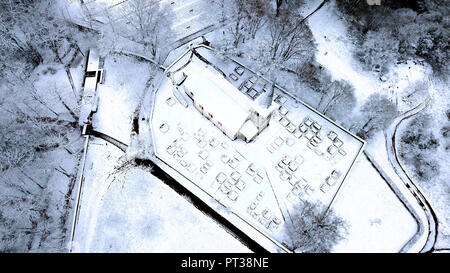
[384,98,438,252]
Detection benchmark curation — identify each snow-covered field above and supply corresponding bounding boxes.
[303,0,379,105]
[165,0,219,40]
[365,132,430,252]
[74,0,219,44]
[72,138,250,252]
[331,155,418,252]
[93,54,153,144]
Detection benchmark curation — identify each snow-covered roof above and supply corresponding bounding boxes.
[86,49,99,72]
[84,76,98,95]
[181,63,250,138]
[185,60,274,112]
[240,119,258,141]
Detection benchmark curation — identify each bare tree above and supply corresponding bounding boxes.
[227,0,247,48]
[119,0,173,58]
[318,80,356,121]
[337,0,449,77]
[0,0,82,253]
[0,0,77,67]
[285,201,349,253]
[216,0,227,24]
[97,5,122,57]
[399,113,441,182]
[213,0,249,56]
[0,0,43,66]
[355,93,399,139]
[0,104,69,172]
[243,0,270,39]
[266,12,315,66]
[215,0,270,48]
[0,163,72,252]
[275,0,283,17]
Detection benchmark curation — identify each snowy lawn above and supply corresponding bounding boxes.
[304,0,379,105]
[365,132,429,252]
[303,0,431,113]
[92,54,155,144]
[166,0,219,41]
[72,138,250,252]
[87,167,250,252]
[331,155,418,252]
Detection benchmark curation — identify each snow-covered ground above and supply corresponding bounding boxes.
[72,138,250,252]
[93,54,153,144]
[61,0,446,253]
[304,0,430,112]
[68,0,219,44]
[150,45,388,252]
[165,0,218,40]
[365,132,429,252]
[303,0,379,105]
[71,51,251,252]
[331,155,418,252]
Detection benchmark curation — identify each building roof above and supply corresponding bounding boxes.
[181,63,250,138]
[84,76,98,95]
[86,48,100,73]
[240,119,258,141]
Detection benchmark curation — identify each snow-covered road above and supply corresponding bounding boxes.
[385,98,437,252]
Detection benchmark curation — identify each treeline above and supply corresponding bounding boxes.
[0,0,84,252]
[399,113,441,182]
[0,0,83,171]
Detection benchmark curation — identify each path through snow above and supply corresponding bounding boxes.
[303,0,379,105]
[304,0,430,109]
